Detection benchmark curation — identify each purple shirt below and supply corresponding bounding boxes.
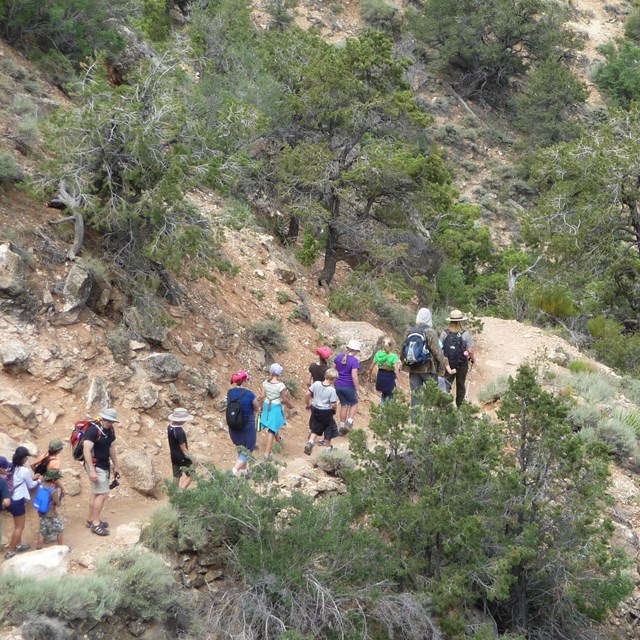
[334,353,360,388]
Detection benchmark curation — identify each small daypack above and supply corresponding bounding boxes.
[402,327,431,366]
[443,332,467,369]
[226,389,248,431]
[33,483,56,514]
[33,454,51,477]
[70,419,100,462]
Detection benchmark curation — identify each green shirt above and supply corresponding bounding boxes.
[373,350,399,370]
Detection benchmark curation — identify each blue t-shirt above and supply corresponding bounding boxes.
[227,387,256,428]
[334,353,360,388]
[0,476,10,503]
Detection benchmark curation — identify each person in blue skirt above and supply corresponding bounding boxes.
[227,370,261,478]
[259,363,294,457]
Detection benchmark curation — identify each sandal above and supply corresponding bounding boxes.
[86,520,109,529]
[90,524,110,536]
[15,543,30,553]
[4,550,16,560]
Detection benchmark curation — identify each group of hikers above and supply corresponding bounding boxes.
[0,306,475,556]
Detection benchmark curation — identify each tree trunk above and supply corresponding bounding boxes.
[286,215,300,244]
[317,222,339,290]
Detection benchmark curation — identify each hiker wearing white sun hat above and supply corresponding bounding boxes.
[335,339,362,435]
[167,408,195,489]
[440,310,476,407]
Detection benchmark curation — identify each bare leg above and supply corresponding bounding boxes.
[178,473,192,489]
[264,432,276,456]
[37,534,44,550]
[90,492,109,526]
[56,533,64,545]
[8,514,25,551]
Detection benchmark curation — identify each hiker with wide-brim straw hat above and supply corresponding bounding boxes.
[335,339,362,435]
[167,408,195,490]
[441,310,476,408]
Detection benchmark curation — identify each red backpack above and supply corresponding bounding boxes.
[70,419,100,462]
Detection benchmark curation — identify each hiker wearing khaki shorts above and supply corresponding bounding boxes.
[83,408,121,536]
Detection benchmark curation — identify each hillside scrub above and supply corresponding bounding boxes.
[143,367,631,640]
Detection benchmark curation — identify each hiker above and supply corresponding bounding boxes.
[369,337,401,404]
[259,363,294,457]
[35,469,64,550]
[304,367,339,456]
[403,308,446,407]
[5,446,40,560]
[0,457,10,511]
[308,346,333,385]
[227,370,261,477]
[32,438,64,474]
[83,407,121,537]
[441,309,476,407]
[335,340,362,435]
[167,408,195,489]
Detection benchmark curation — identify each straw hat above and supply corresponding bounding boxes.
[447,309,467,322]
[168,408,194,422]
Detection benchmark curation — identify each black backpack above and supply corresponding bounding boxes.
[443,331,466,369]
[402,327,431,366]
[226,389,249,430]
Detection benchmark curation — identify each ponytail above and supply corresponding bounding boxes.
[341,353,348,365]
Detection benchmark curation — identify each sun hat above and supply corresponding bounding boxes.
[447,309,467,322]
[316,346,333,360]
[43,468,63,481]
[269,363,284,376]
[15,446,32,459]
[99,408,120,423]
[231,370,249,384]
[0,456,10,469]
[347,339,362,352]
[168,408,194,423]
[48,438,64,453]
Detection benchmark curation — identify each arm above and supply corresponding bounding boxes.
[307,372,314,386]
[84,439,98,481]
[393,359,401,376]
[280,388,294,409]
[252,396,261,412]
[23,467,39,490]
[351,367,360,395]
[369,363,378,383]
[305,388,313,410]
[467,347,476,364]
[109,445,120,478]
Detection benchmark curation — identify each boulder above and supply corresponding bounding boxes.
[0,431,18,457]
[0,339,30,373]
[123,306,168,347]
[85,267,112,314]
[62,264,93,312]
[274,268,297,284]
[0,546,71,579]
[86,376,110,413]
[137,384,160,409]
[314,319,385,362]
[120,448,158,496]
[62,468,82,497]
[115,522,142,545]
[139,353,183,382]
[0,386,37,429]
[0,243,26,297]
[180,367,219,398]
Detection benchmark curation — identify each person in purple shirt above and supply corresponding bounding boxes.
[334,339,361,435]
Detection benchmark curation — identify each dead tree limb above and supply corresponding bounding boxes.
[508,255,542,295]
[47,181,85,260]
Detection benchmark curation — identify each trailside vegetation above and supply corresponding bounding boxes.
[141,367,631,639]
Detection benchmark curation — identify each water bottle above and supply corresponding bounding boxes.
[463,351,469,361]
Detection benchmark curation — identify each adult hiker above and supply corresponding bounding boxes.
[35,468,64,550]
[32,438,65,475]
[308,346,333,385]
[369,336,402,405]
[167,407,195,489]
[334,339,362,435]
[402,308,446,407]
[259,363,294,457]
[227,370,261,477]
[441,309,476,407]
[5,446,40,559]
[83,407,121,536]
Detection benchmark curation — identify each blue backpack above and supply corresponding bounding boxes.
[33,483,56,514]
[402,327,431,366]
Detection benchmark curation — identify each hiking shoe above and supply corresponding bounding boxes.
[86,520,109,529]
[90,524,110,536]
[15,544,30,553]
[304,441,314,456]
[4,550,16,560]
[317,439,326,446]
[325,446,334,452]
[346,418,354,429]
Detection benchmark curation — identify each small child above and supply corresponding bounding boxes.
[36,468,64,549]
[304,368,339,455]
[260,363,294,457]
[308,346,333,385]
[369,337,401,404]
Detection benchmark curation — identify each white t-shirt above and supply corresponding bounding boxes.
[263,380,286,404]
[11,465,38,501]
[309,381,338,410]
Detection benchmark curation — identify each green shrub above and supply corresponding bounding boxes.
[0,152,23,185]
[533,284,577,318]
[1,58,28,80]
[285,378,301,398]
[140,505,180,554]
[360,0,401,32]
[596,419,639,463]
[477,375,510,404]
[594,40,640,108]
[625,8,640,42]
[568,360,598,374]
[10,94,36,116]
[565,371,617,405]
[247,318,288,353]
[296,230,322,266]
[15,118,40,148]
[315,448,356,478]
[610,408,640,438]
[568,403,601,431]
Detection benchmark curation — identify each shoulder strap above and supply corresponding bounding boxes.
[238,389,249,401]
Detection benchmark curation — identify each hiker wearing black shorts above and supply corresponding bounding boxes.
[167,408,195,489]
